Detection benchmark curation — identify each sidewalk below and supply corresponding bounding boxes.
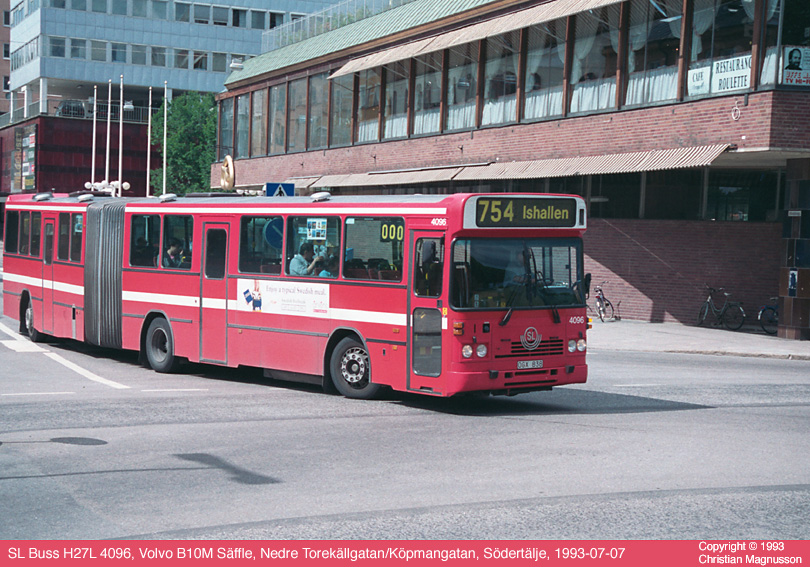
[588,318,810,360]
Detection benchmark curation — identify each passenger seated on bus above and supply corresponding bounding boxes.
[318,255,339,278]
[289,241,324,276]
[162,239,186,268]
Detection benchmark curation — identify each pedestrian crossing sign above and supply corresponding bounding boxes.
[266,183,295,197]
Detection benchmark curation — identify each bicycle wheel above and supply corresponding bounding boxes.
[759,307,778,335]
[697,302,710,326]
[601,299,615,321]
[723,303,745,331]
[596,299,606,322]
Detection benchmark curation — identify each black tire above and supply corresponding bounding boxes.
[602,299,615,321]
[723,303,746,331]
[145,318,179,373]
[24,301,44,343]
[329,337,381,400]
[759,307,778,335]
[697,302,710,326]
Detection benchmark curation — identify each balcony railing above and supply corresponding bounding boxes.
[0,100,155,128]
[262,0,420,53]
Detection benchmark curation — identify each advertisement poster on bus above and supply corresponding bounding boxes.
[782,46,810,86]
[238,279,329,316]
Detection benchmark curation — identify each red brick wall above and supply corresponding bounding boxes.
[583,219,782,323]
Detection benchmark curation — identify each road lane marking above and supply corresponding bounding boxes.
[1,340,46,352]
[0,321,28,342]
[42,352,130,390]
[1,392,75,397]
[141,389,209,392]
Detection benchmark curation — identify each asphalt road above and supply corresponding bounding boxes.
[1,308,809,540]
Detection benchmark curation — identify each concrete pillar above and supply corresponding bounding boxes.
[40,78,48,114]
[781,158,810,340]
[22,85,28,118]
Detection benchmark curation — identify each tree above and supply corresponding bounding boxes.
[150,92,217,196]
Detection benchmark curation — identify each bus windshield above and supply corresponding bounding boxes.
[451,237,585,310]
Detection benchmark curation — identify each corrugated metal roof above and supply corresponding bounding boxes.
[225,0,494,87]
[331,0,621,78]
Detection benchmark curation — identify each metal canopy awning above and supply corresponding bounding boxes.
[330,0,622,79]
[295,145,730,189]
[453,145,731,181]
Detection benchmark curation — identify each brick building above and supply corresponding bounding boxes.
[212,0,810,337]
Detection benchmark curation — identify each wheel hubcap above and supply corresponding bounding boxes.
[341,347,368,386]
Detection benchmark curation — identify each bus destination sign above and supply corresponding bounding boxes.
[475,197,577,228]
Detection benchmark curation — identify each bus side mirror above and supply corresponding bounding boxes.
[584,273,592,298]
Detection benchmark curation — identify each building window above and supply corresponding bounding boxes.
[131,44,146,65]
[524,19,566,120]
[111,42,126,62]
[212,52,226,72]
[193,4,209,24]
[193,51,207,70]
[645,170,703,220]
[219,97,234,159]
[688,0,755,99]
[624,0,680,106]
[287,78,307,151]
[111,0,126,15]
[251,89,266,157]
[308,73,328,149]
[49,37,66,58]
[151,0,167,19]
[777,0,805,86]
[570,7,618,113]
[707,170,780,222]
[4,76,10,92]
[483,31,519,126]
[212,6,227,25]
[91,40,106,61]
[232,8,246,27]
[235,93,250,158]
[3,43,8,59]
[52,0,67,7]
[91,0,106,13]
[175,2,189,22]
[446,43,478,131]
[357,68,380,143]
[268,83,287,155]
[269,12,283,28]
[590,173,643,219]
[70,0,86,9]
[330,74,353,148]
[69,38,85,59]
[383,61,409,139]
[251,10,265,29]
[174,49,189,69]
[3,10,10,26]
[131,0,145,17]
[414,52,442,135]
[151,46,166,67]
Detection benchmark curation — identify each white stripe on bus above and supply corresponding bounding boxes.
[3,273,84,296]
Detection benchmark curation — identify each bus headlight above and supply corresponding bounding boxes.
[577,339,587,352]
[568,340,576,353]
[476,344,488,358]
[462,345,474,358]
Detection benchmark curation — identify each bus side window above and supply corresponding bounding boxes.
[4,211,19,254]
[415,238,443,297]
[130,214,160,268]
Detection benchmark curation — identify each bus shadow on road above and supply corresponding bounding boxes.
[396,388,710,416]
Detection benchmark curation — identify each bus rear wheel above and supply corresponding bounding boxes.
[24,301,44,343]
[145,318,179,373]
[330,337,381,400]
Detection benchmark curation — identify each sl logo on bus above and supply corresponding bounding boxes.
[521,327,542,351]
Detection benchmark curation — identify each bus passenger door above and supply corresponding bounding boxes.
[42,219,55,334]
[408,232,445,394]
[200,223,229,364]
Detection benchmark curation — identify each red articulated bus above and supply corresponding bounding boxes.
[3,191,591,399]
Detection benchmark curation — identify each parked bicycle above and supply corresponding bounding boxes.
[758,297,778,335]
[592,281,615,322]
[697,285,746,331]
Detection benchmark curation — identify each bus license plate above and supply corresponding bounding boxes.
[517,360,543,370]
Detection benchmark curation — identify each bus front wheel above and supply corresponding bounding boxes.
[145,318,179,373]
[330,337,381,400]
